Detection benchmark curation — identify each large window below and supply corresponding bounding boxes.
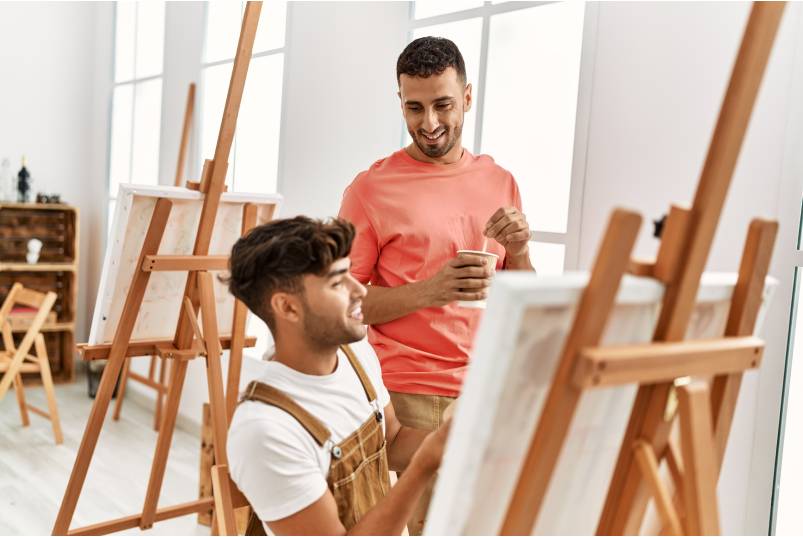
[409,1,586,274]
[108,2,166,231]
[199,1,287,194]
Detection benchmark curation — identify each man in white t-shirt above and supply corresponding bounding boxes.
[225,216,451,535]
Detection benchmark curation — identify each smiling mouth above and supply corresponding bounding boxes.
[349,304,364,322]
[420,129,445,143]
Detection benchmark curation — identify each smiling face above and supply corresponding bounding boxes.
[399,67,472,164]
[295,257,367,348]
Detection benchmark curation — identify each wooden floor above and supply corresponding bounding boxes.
[0,378,209,535]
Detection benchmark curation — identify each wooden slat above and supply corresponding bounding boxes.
[141,255,228,272]
[678,383,720,535]
[500,209,642,535]
[597,4,786,533]
[574,336,763,388]
[174,83,196,187]
[633,440,683,535]
[712,219,778,471]
[67,498,214,536]
[227,202,259,420]
[212,465,238,535]
[653,205,692,283]
[128,371,169,392]
[14,287,48,308]
[77,335,256,360]
[198,403,214,526]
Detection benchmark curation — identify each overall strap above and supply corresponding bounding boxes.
[242,381,331,447]
[339,344,377,403]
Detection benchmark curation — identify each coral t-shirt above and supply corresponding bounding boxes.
[338,148,522,397]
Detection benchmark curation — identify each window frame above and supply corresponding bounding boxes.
[196,1,290,195]
[107,2,167,228]
[406,1,598,271]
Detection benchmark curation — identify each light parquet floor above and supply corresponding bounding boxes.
[0,378,209,535]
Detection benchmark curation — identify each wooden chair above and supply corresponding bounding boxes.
[0,282,63,444]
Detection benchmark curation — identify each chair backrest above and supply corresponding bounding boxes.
[0,283,57,352]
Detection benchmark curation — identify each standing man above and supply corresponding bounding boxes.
[338,36,534,534]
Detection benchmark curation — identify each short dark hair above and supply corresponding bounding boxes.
[397,36,467,85]
[224,216,355,331]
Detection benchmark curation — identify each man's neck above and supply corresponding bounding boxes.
[405,143,464,165]
[273,335,339,376]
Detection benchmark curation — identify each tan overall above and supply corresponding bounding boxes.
[240,345,391,534]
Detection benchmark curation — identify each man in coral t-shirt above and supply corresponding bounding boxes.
[338,36,534,534]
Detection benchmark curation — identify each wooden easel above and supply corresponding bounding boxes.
[113,82,198,431]
[52,4,263,535]
[498,2,785,535]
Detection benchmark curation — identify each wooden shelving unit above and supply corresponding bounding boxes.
[0,202,79,382]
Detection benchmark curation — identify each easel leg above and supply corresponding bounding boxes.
[13,373,30,427]
[199,402,214,526]
[53,198,172,535]
[677,382,720,535]
[198,272,229,467]
[113,357,131,421]
[37,334,63,445]
[154,355,169,431]
[139,357,190,529]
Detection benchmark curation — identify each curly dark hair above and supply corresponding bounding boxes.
[224,216,355,331]
[397,36,466,85]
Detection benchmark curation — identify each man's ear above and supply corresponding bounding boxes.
[464,82,473,113]
[271,292,302,324]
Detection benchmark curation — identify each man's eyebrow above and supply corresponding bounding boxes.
[326,267,349,278]
[433,96,455,103]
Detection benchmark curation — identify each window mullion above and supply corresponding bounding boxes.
[128,3,140,186]
[473,6,491,154]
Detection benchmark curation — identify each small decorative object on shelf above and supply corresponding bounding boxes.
[0,158,13,202]
[36,193,62,204]
[26,238,42,264]
[17,156,32,203]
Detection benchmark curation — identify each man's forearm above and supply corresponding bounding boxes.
[387,426,430,472]
[347,456,435,535]
[362,282,432,325]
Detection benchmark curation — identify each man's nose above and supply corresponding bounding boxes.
[350,276,367,298]
[422,108,439,132]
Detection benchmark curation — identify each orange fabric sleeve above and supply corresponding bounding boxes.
[338,184,379,285]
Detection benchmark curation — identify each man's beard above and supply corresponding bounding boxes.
[411,122,463,159]
[301,299,364,349]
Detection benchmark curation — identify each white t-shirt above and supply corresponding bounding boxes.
[227,338,391,523]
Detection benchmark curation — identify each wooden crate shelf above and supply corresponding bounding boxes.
[0,203,79,382]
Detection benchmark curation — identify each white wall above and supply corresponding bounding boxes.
[278,1,409,219]
[0,1,112,348]
[575,2,803,533]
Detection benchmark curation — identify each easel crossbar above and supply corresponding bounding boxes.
[67,498,213,536]
[574,336,763,388]
[77,336,256,361]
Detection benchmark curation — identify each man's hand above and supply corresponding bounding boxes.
[420,253,494,307]
[484,207,531,257]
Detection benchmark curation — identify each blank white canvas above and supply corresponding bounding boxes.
[89,184,281,346]
[425,271,776,535]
